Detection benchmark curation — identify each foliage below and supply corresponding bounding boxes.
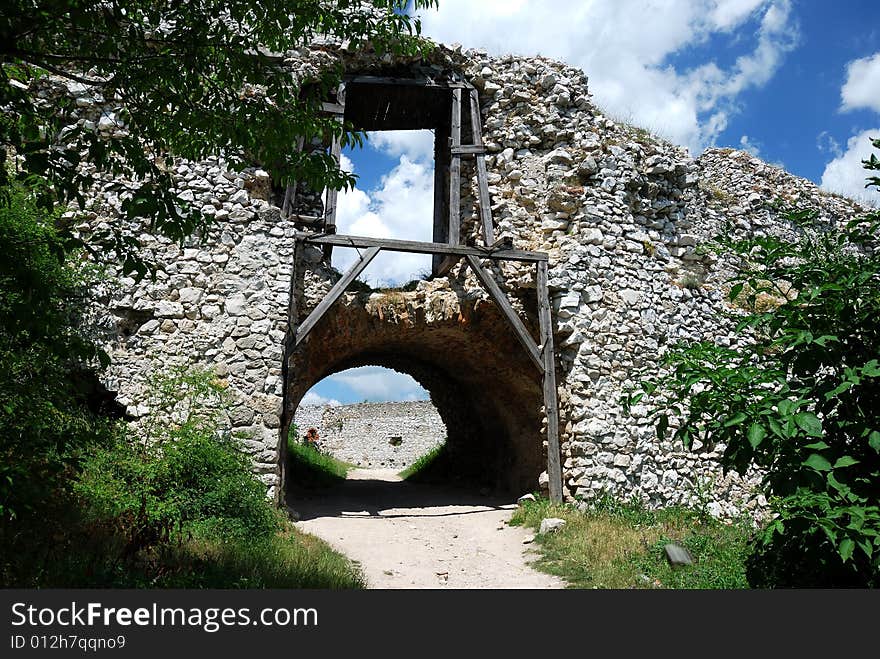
[75,368,280,553]
[3,367,365,588]
[0,188,111,523]
[286,426,350,489]
[509,496,752,589]
[1,1,437,276]
[624,141,880,586]
[399,443,446,480]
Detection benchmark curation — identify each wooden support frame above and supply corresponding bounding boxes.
[294,246,380,346]
[537,260,562,502]
[438,87,463,275]
[300,232,546,263]
[468,88,495,245]
[293,233,564,501]
[464,255,543,373]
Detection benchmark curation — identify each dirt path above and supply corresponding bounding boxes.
[292,469,564,589]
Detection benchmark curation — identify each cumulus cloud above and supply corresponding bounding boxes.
[328,367,429,402]
[820,130,880,207]
[841,52,880,114]
[417,0,799,152]
[300,391,341,407]
[333,130,434,285]
[739,134,762,157]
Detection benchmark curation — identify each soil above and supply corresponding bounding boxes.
[292,468,565,589]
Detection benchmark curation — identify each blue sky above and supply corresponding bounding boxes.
[305,0,880,407]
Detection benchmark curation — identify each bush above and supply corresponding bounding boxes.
[0,188,111,524]
[625,139,880,586]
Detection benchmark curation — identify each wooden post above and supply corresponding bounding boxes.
[469,88,495,245]
[322,83,345,260]
[449,87,462,245]
[464,254,544,373]
[281,136,305,218]
[438,87,462,274]
[295,246,380,346]
[432,119,450,274]
[537,260,563,502]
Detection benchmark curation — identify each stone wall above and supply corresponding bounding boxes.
[293,401,446,469]
[66,38,868,515]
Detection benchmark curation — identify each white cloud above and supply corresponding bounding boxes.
[369,130,435,162]
[301,391,341,407]
[817,130,842,158]
[841,52,880,114]
[333,131,435,285]
[739,134,762,157]
[417,0,799,152]
[820,129,880,207]
[328,366,428,402]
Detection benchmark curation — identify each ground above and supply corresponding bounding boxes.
[293,469,564,589]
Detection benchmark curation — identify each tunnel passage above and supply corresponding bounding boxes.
[282,285,546,497]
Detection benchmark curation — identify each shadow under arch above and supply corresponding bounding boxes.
[281,288,545,499]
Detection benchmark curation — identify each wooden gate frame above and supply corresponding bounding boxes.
[288,76,563,501]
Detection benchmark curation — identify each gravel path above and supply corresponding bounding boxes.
[292,469,564,589]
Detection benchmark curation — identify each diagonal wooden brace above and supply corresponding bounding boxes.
[464,254,544,374]
[295,246,380,346]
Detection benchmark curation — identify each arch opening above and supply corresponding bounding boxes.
[282,287,546,501]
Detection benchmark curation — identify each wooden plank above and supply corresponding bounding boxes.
[323,84,345,260]
[295,246,380,346]
[432,120,450,274]
[345,75,468,88]
[464,254,544,372]
[537,260,563,502]
[321,102,345,115]
[470,89,495,244]
[299,232,548,262]
[450,145,488,156]
[281,136,305,218]
[448,88,462,248]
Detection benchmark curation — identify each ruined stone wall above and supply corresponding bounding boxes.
[293,401,446,469]
[69,39,867,514]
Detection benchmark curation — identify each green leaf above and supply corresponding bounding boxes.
[728,283,744,302]
[833,456,859,469]
[804,441,830,450]
[869,431,880,453]
[804,454,832,472]
[656,414,669,440]
[794,412,823,437]
[863,360,880,377]
[747,423,766,448]
[723,412,748,428]
[839,538,855,563]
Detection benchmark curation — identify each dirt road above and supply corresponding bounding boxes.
[293,469,564,589]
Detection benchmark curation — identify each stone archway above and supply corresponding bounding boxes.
[281,282,545,497]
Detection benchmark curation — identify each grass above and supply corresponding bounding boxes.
[509,496,754,589]
[287,438,353,488]
[1,503,365,589]
[398,443,447,481]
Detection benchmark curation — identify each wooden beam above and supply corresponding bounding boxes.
[432,120,450,275]
[448,88,462,249]
[322,83,345,260]
[281,136,305,218]
[450,145,488,156]
[537,260,563,502]
[464,254,544,373]
[469,89,496,244]
[345,75,468,88]
[295,246,380,346]
[299,233,548,263]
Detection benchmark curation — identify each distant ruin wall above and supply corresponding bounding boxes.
[293,401,446,469]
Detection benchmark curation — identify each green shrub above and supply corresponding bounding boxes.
[0,188,111,524]
[286,428,350,488]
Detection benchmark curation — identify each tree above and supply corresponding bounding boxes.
[1,1,437,274]
[625,138,880,587]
